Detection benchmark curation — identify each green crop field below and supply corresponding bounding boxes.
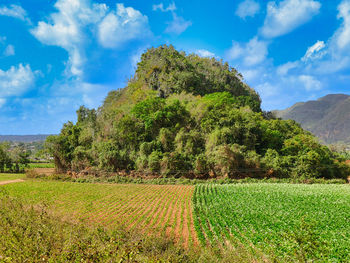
[193,183,350,262]
[1,180,197,248]
[0,173,25,182]
[3,179,350,262]
[28,163,55,168]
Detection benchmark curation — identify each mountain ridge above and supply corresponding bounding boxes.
[0,135,52,143]
[274,94,350,144]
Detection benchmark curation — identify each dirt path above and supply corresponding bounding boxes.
[0,179,25,185]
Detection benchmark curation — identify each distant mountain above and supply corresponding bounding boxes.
[0,134,52,143]
[274,94,350,144]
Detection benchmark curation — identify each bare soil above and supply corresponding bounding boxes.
[0,179,25,185]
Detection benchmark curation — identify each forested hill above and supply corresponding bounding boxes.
[46,45,349,179]
[0,134,51,142]
[274,94,350,144]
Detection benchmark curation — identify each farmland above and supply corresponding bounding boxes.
[1,179,197,248]
[193,183,350,262]
[2,177,350,261]
[28,162,55,168]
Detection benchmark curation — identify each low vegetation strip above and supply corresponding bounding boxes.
[0,179,24,185]
[0,173,25,182]
[2,180,197,246]
[193,183,350,262]
[0,193,198,262]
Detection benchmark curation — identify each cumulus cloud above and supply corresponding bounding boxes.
[153,2,176,12]
[153,2,191,35]
[195,49,216,58]
[0,4,31,23]
[260,0,321,38]
[31,0,106,77]
[303,0,350,74]
[0,64,35,98]
[332,1,350,51]
[98,4,150,48]
[226,37,268,66]
[277,61,299,75]
[298,75,322,91]
[235,0,260,19]
[165,13,192,35]
[3,44,15,56]
[31,0,150,78]
[302,40,326,61]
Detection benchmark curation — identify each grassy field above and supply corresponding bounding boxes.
[0,173,25,182]
[1,180,198,247]
[0,194,201,263]
[193,183,350,262]
[28,163,55,168]
[3,177,350,262]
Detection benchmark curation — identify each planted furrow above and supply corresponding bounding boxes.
[86,185,153,225]
[162,185,180,234]
[97,184,155,224]
[111,185,165,228]
[173,185,189,242]
[128,186,170,230]
[182,189,190,248]
[145,186,178,232]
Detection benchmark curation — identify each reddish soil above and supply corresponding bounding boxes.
[55,183,198,248]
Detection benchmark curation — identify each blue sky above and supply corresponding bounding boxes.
[0,0,349,134]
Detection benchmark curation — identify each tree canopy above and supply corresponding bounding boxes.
[46,45,349,179]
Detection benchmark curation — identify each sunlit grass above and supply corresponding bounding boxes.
[0,173,25,182]
[194,183,350,262]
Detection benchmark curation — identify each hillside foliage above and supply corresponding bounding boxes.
[46,45,349,179]
[0,143,30,173]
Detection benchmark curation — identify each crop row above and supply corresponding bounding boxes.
[1,180,198,247]
[193,183,350,262]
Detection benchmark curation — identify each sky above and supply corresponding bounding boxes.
[0,0,349,134]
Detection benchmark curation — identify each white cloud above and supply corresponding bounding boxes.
[0,4,31,23]
[261,0,321,38]
[153,2,191,35]
[98,4,150,48]
[303,1,350,74]
[298,75,322,91]
[0,98,5,108]
[195,49,216,58]
[31,0,107,77]
[3,44,15,56]
[235,0,260,19]
[240,69,260,81]
[332,1,350,50]
[256,82,279,97]
[302,40,326,61]
[277,61,299,75]
[165,13,192,35]
[226,37,268,66]
[153,2,176,12]
[0,64,35,97]
[31,0,150,78]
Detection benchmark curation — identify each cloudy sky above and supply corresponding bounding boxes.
[0,0,349,134]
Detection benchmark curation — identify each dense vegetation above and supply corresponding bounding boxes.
[46,45,349,179]
[193,183,350,262]
[0,142,30,173]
